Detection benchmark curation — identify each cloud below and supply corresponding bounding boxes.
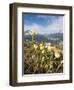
[36,15,48,19]
[24,17,63,34]
[24,23,44,34]
[46,17,63,34]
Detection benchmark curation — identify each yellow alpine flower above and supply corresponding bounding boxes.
[42,57,45,62]
[40,44,44,50]
[45,45,48,48]
[30,31,37,36]
[40,44,43,47]
[42,57,45,60]
[55,52,60,58]
[42,50,45,54]
[40,46,44,50]
[33,44,38,50]
[47,46,52,52]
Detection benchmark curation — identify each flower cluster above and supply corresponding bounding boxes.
[24,40,63,74]
[24,30,63,74]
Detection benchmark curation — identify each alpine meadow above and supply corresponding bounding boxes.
[23,14,63,74]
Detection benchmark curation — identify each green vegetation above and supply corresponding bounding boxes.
[24,31,63,74]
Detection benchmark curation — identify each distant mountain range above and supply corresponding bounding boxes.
[24,30,63,44]
[47,33,63,41]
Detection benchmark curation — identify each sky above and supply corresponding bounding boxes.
[23,13,64,34]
